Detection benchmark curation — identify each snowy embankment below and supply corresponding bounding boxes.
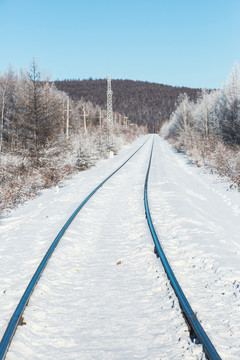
[149,138,240,359]
[0,135,239,359]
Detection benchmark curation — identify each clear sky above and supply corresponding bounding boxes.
[0,0,240,89]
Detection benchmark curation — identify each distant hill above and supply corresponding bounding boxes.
[54,79,200,132]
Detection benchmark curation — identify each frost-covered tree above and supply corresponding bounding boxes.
[17,60,65,159]
[167,62,240,149]
[192,88,222,142]
[19,60,48,152]
[168,93,195,150]
[0,67,18,152]
[220,62,240,145]
[0,60,147,214]
[165,62,240,186]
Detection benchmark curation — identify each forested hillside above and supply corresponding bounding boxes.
[54,79,200,132]
[0,62,146,214]
[164,63,240,188]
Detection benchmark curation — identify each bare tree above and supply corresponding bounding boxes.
[0,67,19,153]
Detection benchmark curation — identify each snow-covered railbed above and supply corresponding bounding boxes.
[148,137,240,359]
[1,135,206,359]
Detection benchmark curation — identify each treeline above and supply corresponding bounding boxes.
[0,61,146,214]
[164,63,240,188]
[54,79,200,132]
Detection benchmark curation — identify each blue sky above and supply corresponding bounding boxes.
[0,0,239,88]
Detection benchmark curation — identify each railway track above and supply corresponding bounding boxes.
[144,138,221,360]
[0,135,221,359]
[0,138,148,360]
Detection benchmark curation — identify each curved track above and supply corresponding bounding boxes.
[0,135,222,359]
[0,138,148,360]
[144,138,221,360]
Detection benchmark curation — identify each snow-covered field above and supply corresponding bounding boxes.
[148,137,240,359]
[0,135,239,359]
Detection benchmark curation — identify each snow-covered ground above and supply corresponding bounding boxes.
[148,137,240,359]
[0,135,239,359]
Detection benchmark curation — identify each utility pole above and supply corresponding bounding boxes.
[106,75,113,125]
[63,97,72,139]
[121,114,125,126]
[62,99,65,135]
[99,108,102,128]
[83,107,87,133]
[66,97,70,139]
[80,107,89,133]
[0,89,5,153]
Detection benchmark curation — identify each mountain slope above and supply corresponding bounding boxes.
[54,79,200,131]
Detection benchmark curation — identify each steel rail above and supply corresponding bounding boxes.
[0,136,150,360]
[144,137,222,360]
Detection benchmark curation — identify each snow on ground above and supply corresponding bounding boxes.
[0,134,239,359]
[148,137,240,359]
